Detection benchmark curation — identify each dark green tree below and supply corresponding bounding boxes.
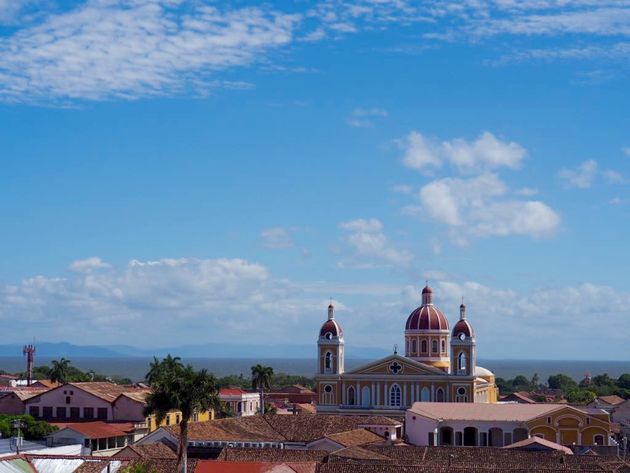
[48,358,71,384]
[144,356,221,473]
[548,374,577,393]
[617,373,630,390]
[251,364,274,415]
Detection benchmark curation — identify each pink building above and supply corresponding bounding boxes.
[23,382,150,422]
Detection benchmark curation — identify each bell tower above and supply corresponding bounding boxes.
[450,302,476,376]
[318,303,344,375]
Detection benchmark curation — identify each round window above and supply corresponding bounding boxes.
[457,387,466,395]
[324,385,332,393]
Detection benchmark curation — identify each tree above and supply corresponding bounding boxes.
[48,358,71,384]
[512,376,530,388]
[617,373,630,390]
[530,373,540,390]
[592,373,615,387]
[144,356,221,473]
[548,374,577,393]
[566,389,597,405]
[251,364,274,415]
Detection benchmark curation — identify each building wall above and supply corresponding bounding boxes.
[0,393,29,415]
[112,396,146,422]
[25,387,112,420]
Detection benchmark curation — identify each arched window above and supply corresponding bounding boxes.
[412,340,417,354]
[323,385,333,404]
[441,339,445,353]
[389,384,401,407]
[421,387,430,402]
[458,351,467,372]
[347,386,356,406]
[421,340,427,353]
[432,340,438,353]
[325,352,332,372]
[436,388,445,402]
[594,435,604,445]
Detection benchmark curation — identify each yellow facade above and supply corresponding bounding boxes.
[527,407,610,446]
[146,409,213,432]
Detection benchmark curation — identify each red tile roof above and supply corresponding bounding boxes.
[220,388,255,396]
[195,461,317,473]
[51,421,135,439]
[504,436,573,454]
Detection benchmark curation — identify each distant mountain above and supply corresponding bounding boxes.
[0,342,123,358]
[0,342,389,359]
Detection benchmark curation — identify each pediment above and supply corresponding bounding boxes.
[347,354,447,376]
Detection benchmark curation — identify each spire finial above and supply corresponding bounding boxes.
[328,300,334,320]
[460,298,466,320]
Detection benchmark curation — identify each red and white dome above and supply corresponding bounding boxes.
[405,285,449,331]
[452,303,474,338]
[320,304,343,338]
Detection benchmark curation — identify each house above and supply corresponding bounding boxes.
[0,374,18,387]
[138,414,402,452]
[306,428,383,451]
[503,436,574,454]
[0,387,48,415]
[405,402,613,447]
[500,391,536,404]
[22,381,212,433]
[46,421,136,455]
[266,385,318,405]
[588,396,630,439]
[219,388,260,417]
[590,395,626,410]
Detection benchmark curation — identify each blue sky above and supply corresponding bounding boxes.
[0,0,629,359]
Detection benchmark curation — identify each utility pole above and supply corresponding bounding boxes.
[12,420,25,454]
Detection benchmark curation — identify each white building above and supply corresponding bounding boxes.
[219,388,260,417]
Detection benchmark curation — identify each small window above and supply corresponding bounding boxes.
[441,340,445,352]
[389,384,401,407]
[594,435,604,445]
[97,408,108,420]
[432,340,438,353]
[421,340,427,353]
[84,407,94,419]
[547,417,552,424]
[458,387,466,395]
[586,417,590,425]
[66,396,71,404]
[324,385,332,393]
[428,432,435,445]
[176,414,181,424]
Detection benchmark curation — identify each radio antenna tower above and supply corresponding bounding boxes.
[23,344,35,386]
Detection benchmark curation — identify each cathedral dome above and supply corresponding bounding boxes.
[405,285,449,331]
[320,304,343,339]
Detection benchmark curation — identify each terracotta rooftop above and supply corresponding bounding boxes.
[409,402,564,422]
[2,388,49,400]
[220,388,256,396]
[504,436,574,454]
[195,461,317,473]
[325,429,383,448]
[115,442,177,459]
[597,395,626,406]
[26,381,151,404]
[217,448,329,463]
[51,421,135,439]
[502,391,536,404]
[165,415,400,444]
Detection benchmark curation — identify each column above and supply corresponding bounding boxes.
[342,383,346,405]
[402,382,406,406]
[356,381,360,406]
[431,384,435,402]
[384,383,388,407]
[376,382,380,406]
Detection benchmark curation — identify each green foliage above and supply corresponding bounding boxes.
[618,373,630,390]
[0,415,58,440]
[15,362,132,385]
[548,373,578,392]
[251,364,274,415]
[144,355,222,473]
[48,358,71,384]
[592,373,615,387]
[119,462,156,473]
[566,389,597,404]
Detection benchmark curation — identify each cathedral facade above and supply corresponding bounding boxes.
[315,284,498,416]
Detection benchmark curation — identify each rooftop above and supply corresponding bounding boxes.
[51,421,135,439]
[409,402,564,422]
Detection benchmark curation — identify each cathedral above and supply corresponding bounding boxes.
[315,284,498,415]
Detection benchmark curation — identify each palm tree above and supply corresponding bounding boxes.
[144,356,221,473]
[251,364,274,415]
[48,358,71,384]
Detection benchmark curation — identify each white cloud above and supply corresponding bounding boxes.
[346,107,388,128]
[624,147,630,157]
[0,257,338,345]
[0,0,28,23]
[0,1,299,103]
[261,227,294,249]
[418,173,560,240]
[558,159,598,188]
[67,257,112,273]
[400,131,526,173]
[338,218,413,268]
[602,169,625,184]
[516,187,538,196]
[391,184,413,195]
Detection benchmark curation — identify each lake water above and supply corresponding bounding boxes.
[1,357,628,383]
